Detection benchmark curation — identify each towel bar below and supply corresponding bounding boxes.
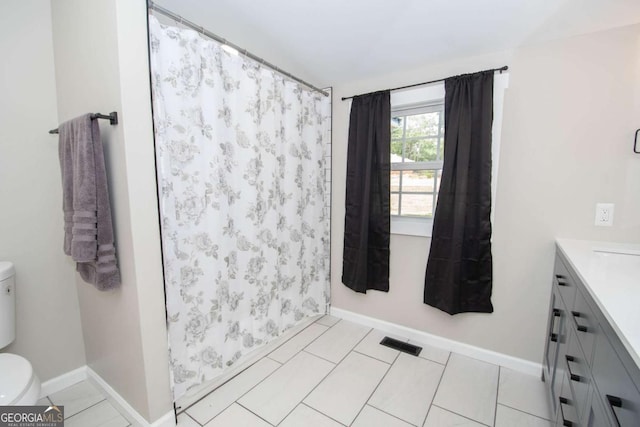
[49,112,118,135]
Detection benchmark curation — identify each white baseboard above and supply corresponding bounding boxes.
[42,366,175,427]
[330,307,542,377]
[40,366,87,398]
[148,411,177,427]
[86,367,176,427]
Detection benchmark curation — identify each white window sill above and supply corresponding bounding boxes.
[390,216,433,238]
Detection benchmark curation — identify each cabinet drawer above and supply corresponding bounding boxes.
[565,327,591,423]
[554,256,577,309]
[570,289,597,368]
[558,371,580,427]
[584,387,613,427]
[592,334,640,426]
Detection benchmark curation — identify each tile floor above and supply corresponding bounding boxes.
[40,315,551,427]
[177,315,553,427]
[38,380,132,427]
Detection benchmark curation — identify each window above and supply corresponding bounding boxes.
[389,73,508,237]
[391,101,444,222]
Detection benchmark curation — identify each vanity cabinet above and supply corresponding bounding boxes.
[543,249,640,427]
[544,281,567,417]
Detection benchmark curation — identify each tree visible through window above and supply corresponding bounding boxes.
[391,102,444,218]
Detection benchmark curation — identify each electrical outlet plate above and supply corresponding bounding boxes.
[595,203,614,227]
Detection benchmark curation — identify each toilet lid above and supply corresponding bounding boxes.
[0,353,34,405]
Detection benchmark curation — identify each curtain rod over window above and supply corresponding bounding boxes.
[147,1,329,97]
[340,66,508,101]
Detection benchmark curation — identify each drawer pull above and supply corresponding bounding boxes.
[556,274,568,286]
[558,397,574,427]
[549,309,561,343]
[565,355,582,382]
[571,311,588,333]
[606,395,622,427]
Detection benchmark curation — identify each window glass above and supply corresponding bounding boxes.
[390,103,444,219]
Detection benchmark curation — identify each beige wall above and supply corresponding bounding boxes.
[0,0,86,382]
[50,0,172,422]
[331,25,640,364]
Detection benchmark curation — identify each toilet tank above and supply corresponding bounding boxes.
[0,262,16,349]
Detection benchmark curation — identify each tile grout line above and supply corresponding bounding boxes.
[496,403,553,423]
[200,318,346,426]
[236,350,336,426]
[431,403,492,427]
[244,355,339,425]
[444,350,452,366]
[284,324,373,424]
[317,316,343,328]
[364,403,420,427]
[315,315,341,328]
[235,401,276,426]
[347,352,394,426]
[493,366,501,427]
[351,348,396,365]
[303,322,371,368]
[352,329,416,365]
[60,397,107,420]
[428,353,501,427]
[363,343,450,425]
[418,350,449,427]
[410,339,451,366]
[183,412,203,426]
[301,349,338,365]
[190,358,282,425]
[184,317,332,422]
[271,320,335,364]
[300,402,348,426]
[180,357,282,418]
[267,316,331,361]
[63,399,124,424]
[391,349,402,364]
[418,358,449,366]
[495,364,552,421]
[182,316,324,416]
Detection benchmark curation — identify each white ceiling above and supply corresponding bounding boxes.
[153,0,640,87]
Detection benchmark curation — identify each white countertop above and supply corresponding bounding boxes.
[556,238,640,368]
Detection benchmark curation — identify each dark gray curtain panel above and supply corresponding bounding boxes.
[424,71,494,314]
[342,91,391,293]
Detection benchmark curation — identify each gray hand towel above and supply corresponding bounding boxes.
[58,114,121,290]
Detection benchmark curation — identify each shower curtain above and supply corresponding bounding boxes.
[148,16,331,400]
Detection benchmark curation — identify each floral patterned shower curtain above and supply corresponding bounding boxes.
[148,16,331,401]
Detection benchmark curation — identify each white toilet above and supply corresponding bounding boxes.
[0,262,41,405]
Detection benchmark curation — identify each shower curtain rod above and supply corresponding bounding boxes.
[340,66,509,101]
[147,1,329,97]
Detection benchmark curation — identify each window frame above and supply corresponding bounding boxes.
[390,101,445,237]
